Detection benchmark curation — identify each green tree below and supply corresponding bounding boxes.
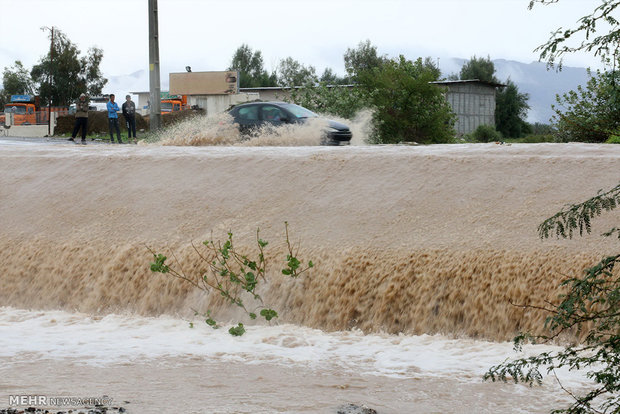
[227,44,277,88]
[287,82,367,119]
[344,40,386,81]
[552,69,620,142]
[2,60,35,96]
[459,55,500,83]
[30,29,107,106]
[360,55,455,144]
[319,68,348,85]
[495,79,531,138]
[277,57,317,87]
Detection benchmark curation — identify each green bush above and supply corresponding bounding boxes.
[471,124,502,142]
[605,134,620,144]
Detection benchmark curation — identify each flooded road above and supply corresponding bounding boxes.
[1,137,618,412]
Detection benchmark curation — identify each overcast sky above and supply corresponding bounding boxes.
[0,0,609,95]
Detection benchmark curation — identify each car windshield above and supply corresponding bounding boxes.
[161,102,173,112]
[6,106,26,114]
[279,103,318,119]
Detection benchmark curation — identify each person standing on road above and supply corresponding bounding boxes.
[69,93,89,144]
[107,94,122,143]
[122,95,136,142]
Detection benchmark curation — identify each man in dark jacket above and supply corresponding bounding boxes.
[69,93,89,144]
[122,95,136,141]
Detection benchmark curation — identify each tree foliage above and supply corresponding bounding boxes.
[534,0,620,142]
[528,0,619,69]
[485,4,620,409]
[552,69,620,142]
[227,44,277,88]
[538,184,620,240]
[30,29,107,106]
[277,57,317,87]
[485,183,620,413]
[469,124,503,143]
[459,55,500,83]
[495,79,531,138]
[287,83,367,120]
[2,61,35,96]
[344,39,386,81]
[360,55,455,144]
[319,67,348,85]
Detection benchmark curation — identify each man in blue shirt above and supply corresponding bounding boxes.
[107,94,123,143]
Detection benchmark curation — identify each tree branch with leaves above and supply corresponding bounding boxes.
[528,0,619,69]
[485,182,620,413]
[149,223,313,336]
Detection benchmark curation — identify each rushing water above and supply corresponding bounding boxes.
[0,136,619,412]
[0,307,591,413]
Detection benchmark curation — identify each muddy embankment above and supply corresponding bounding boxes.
[1,142,618,341]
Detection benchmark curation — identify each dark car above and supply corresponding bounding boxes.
[228,101,352,145]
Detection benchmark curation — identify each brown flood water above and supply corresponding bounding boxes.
[0,140,619,412]
[0,357,575,414]
[1,142,618,340]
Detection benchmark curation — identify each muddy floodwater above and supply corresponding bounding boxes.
[1,138,618,413]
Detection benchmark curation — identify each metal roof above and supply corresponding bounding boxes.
[430,79,506,88]
[240,84,355,91]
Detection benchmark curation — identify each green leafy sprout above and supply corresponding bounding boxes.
[149,222,313,336]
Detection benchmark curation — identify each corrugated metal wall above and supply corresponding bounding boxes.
[445,83,496,135]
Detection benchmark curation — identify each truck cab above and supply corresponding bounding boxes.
[2,95,38,125]
[160,94,188,115]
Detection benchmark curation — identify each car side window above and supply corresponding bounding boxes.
[237,106,259,121]
[261,106,285,122]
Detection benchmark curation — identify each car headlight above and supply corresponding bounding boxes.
[325,127,339,132]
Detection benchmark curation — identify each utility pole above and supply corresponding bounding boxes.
[41,26,54,136]
[148,0,161,131]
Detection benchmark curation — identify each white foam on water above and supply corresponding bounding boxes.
[0,307,591,389]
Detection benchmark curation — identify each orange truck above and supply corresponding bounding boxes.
[1,95,38,125]
[160,93,188,115]
[0,95,67,125]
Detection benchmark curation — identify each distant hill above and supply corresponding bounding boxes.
[441,58,590,124]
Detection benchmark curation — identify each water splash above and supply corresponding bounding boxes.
[140,109,373,146]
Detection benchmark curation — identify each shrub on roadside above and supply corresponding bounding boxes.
[605,133,620,144]
[471,124,502,142]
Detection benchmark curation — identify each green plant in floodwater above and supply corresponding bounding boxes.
[484,183,620,413]
[228,323,246,336]
[149,222,313,336]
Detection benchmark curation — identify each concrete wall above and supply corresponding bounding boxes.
[249,89,291,102]
[1,113,56,137]
[443,83,496,135]
[134,92,151,115]
[170,71,238,95]
[188,93,260,117]
[134,92,260,116]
